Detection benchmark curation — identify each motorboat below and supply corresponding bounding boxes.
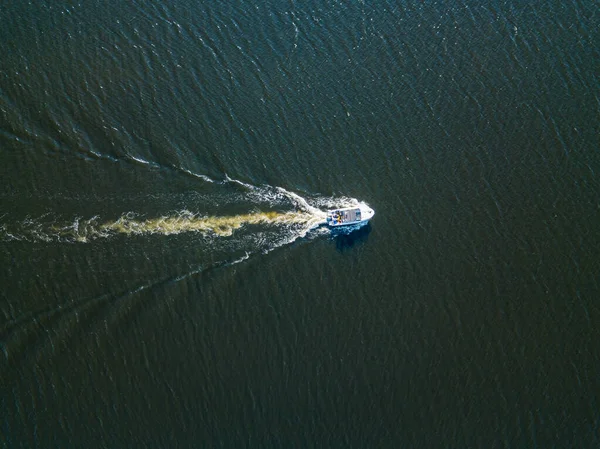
[326,204,374,227]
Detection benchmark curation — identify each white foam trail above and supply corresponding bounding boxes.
[312,195,360,210]
[223,174,255,190]
[227,251,251,266]
[179,167,215,183]
[219,175,356,211]
[220,176,328,222]
[127,155,164,170]
[276,186,324,216]
[129,155,151,165]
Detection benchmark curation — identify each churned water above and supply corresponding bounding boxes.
[1,0,599,447]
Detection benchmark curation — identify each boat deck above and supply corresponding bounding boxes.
[327,208,362,225]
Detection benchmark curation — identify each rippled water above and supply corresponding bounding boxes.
[2,0,599,447]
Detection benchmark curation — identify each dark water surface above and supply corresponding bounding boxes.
[2,0,600,447]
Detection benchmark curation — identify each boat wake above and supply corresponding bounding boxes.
[0,209,324,243]
[0,176,366,264]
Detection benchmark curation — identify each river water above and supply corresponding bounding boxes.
[1,0,599,446]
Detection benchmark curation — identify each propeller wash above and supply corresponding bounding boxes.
[1,179,371,259]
